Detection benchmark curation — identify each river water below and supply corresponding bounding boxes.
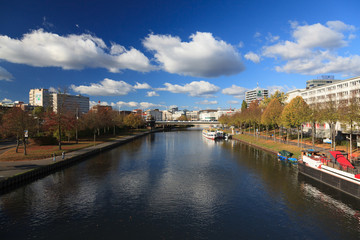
[1,129,360,239]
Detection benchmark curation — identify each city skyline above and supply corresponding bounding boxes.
[1,0,360,110]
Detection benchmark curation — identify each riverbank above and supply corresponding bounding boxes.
[232,133,303,158]
[0,129,160,192]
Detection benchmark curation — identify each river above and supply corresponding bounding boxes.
[1,129,360,239]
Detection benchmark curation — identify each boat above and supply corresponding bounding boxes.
[202,129,223,140]
[224,133,232,140]
[277,150,298,162]
[298,149,360,199]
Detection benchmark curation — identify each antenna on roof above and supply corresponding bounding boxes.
[257,82,259,88]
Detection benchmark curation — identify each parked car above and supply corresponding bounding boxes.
[323,138,332,144]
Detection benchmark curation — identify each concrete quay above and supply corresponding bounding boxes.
[0,130,159,193]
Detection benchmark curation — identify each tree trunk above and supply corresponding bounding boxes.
[273,128,276,142]
[23,137,27,155]
[312,122,315,147]
[301,125,303,149]
[16,136,19,153]
[350,124,353,162]
[287,129,289,144]
[94,131,96,146]
[297,126,300,147]
[113,125,116,135]
[58,122,62,150]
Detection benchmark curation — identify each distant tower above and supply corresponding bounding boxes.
[245,85,268,105]
[29,88,50,108]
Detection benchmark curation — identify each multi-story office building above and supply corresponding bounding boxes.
[245,87,268,105]
[288,76,360,106]
[52,93,89,115]
[306,75,341,89]
[287,75,360,137]
[29,88,51,109]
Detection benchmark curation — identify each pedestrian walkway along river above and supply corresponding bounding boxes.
[0,129,359,239]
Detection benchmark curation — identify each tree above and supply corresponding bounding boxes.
[261,98,283,141]
[177,115,188,121]
[308,103,322,147]
[0,107,36,155]
[338,94,360,160]
[124,114,145,129]
[281,96,310,146]
[248,100,262,136]
[81,111,101,145]
[218,114,229,127]
[319,96,339,150]
[241,100,247,112]
[261,90,287,108]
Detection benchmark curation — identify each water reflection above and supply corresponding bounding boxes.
[1,130,360,239]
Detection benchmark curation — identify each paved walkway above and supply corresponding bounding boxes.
[0,132,151,180]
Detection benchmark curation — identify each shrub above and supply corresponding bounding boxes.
[33,135,58,145]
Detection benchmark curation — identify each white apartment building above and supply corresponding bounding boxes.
[186,111,199,121]
[144,109,163,121]
[245,87,268,105]
[29,88,51,108]
[287,75,360,137]
[52,93,89,115]
[162,110,173,121]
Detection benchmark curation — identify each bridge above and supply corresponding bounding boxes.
[155,120,219,125]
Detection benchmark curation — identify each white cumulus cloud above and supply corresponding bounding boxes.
[0,29,154,73]
[146,91,159,97]
[143,32,245,78]
[111,101,164,110]
[0,66,13,81]
[134,82,151,89]
[227,100,239,104]
[157,80,220,97]
[71,78,134,96]
[1,98,13,104]
[222,85,248,99]
[195,100,218,105]
[244,52,261,63]
[262,21,360,75]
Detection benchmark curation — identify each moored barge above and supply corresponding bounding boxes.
[298,149,360,199]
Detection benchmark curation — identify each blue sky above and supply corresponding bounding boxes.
[1,0,360,110]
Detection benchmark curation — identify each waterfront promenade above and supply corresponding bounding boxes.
[0,130,158,191]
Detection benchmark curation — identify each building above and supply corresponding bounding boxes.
[172,110,186,120]
[306,75,341,89]
[199,110,218,121]
[245,87,268,105]
[287,75,360,137]
[52,93,89,115]
[144,109,163,121]
[90,105,112,113]
[162,110,173,121]
[186,111,199,121]
[29,88,51,109]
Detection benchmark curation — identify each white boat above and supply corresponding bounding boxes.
[202,129,223,140]
[299,149,360,199]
